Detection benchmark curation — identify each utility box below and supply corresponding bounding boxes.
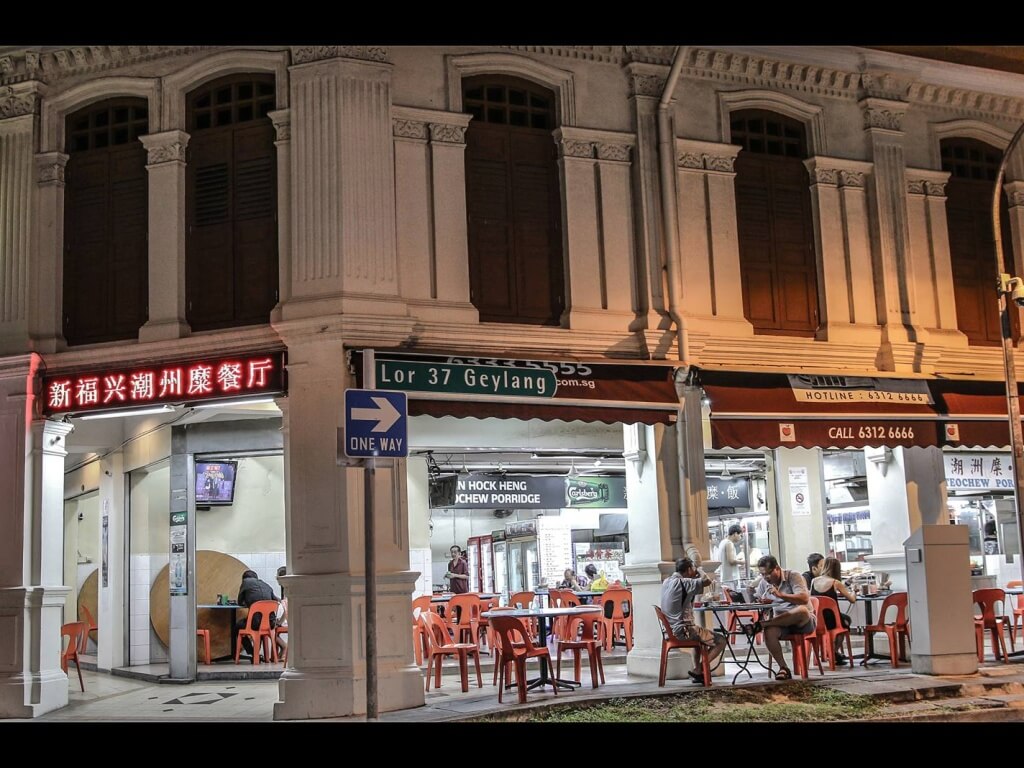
[904,525,978,675]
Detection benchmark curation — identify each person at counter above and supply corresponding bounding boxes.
[235,569,278,658]
[660,557,728,685]
[445,545,469,594]
[750,555,815,681]
[716,524,746,587]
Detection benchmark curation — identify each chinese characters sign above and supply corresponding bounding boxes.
[944,453,1014,490]
[706,477,750,509]
[42,352,286,416]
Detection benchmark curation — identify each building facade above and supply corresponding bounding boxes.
[1,44,1023,718]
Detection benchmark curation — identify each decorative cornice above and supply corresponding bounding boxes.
[861,97,906,132]
[804,156,872,189]
[909,81,1024,121]
[504,45,623,65]
[675,138,741,173]
[429,123,466,144]
[0,46,211,86]
[622,46,675,65]
[682,47,861,99]
[905,168,950,197]
[859,72,911,101]
[596,142,630,162]
[139,131,189,166]
[0,84,40,119]
[291,46,388,65]
[35,152,67,184]
[393,119,428,140]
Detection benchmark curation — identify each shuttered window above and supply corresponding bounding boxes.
[186,75,277,331]
[942,138,1018,346]
[732,110,819,337]
[463,76,564,325]
[63,99,149,345]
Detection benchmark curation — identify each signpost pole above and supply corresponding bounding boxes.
[363,350,378,721]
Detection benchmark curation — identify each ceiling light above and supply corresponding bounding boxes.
[193,397,276,410]
[720,459,732,478]
[567,460,578,478]
[459,457,470,476]
[79,404,176,420]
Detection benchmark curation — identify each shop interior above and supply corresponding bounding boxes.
[705,453,771,584]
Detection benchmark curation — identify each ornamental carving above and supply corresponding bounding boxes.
[861,72,910,101]
[0,58,12,74]
[677,152,704,169]
[596,143,630,162]
[685,48,860,97]
[37,159,66,184]
[906,179,926,195]
[393,119,427,139]
[838,170,865,188]
[274,123,291,141]
[863,107,904,132]
[292,46,388,64]
[924,181,946,197]
[0,87,36,119]
[705,154,735,173]
[561,139,595,159]
[630,74,666,97]
[146,142,187,165]
[429,123,466,144]
[811,168,839,185]
[1009,190,1024,207]
[909,82,1024,120]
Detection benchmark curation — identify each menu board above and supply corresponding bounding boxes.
[537,516,573,588]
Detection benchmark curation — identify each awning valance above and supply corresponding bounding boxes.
[696,368,1023,450]
[351,350,680,426]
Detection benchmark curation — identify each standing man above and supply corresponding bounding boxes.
[752,555,815,680]
[660,557,728,685]
[716,524,746,587]
[445,545,469,594]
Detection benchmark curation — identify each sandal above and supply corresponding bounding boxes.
[687,669,706,685]
[748,621,763,636]
[774,668,792,681]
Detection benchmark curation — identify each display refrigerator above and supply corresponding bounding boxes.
[466,534,494,592]
[502,517,572,599]
[491,531,508,598]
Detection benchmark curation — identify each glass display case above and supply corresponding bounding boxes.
[824,452,872,562]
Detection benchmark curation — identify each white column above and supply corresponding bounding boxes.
[674,139,752,337]
[96,452,125,672]
[138,131,190,342]
[0,112,34,353]
[1003,181,1024,337]
[29,152,67,353]
[273,321,423,719]
[0,355,72,718]
[283,54,404,320]
[269,110,292,320]
[804,157,880,344]
[774,447,826,571]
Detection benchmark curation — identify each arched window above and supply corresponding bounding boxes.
[63,99,149,345]
[463,76,564,325]
[186,75,277,331]
[941,137,1017,346]
[732,110,819,336]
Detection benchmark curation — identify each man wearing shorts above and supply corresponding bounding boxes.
[660,557,728,684]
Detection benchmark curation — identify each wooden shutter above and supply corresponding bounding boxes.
[63,100,148,346]
[186,76,277,332]
[464,76,564,325]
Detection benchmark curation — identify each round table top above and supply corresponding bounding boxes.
[482,605,601,619]
[430,593,497,602]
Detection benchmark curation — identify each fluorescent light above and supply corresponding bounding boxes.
[79,405,176,420]
[193,397,277,410]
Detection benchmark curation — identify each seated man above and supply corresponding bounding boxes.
[234,569,278,658]
[752,554,815,680]
[660,557,728,685]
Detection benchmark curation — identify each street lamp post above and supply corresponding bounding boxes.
[991,121,1024,587]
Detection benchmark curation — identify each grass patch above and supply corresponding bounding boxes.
[487,683,882,723]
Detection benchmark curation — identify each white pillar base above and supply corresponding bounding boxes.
[0,585,71,718]
[911,652,978,676]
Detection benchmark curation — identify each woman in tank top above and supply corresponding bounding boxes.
[810,557,857,664]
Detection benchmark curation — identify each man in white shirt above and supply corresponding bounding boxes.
[716,524,746,587]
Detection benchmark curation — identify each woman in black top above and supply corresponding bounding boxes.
[810,557,856,664]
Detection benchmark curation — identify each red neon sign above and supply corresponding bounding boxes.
[42,352,286,416]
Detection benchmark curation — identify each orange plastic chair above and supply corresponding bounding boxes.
[652,605,710,687]
[766,598,821,679]
[489,615,558,703]
[508,591,538,637]
[273,598,289,664]
[1008,581,1024,635]
[79,603,98,653]
[862,591,910,667]
[546,589,566,608]
[722,587,761,645]
[234,599,279,665]
[447,593,481,646]
[814,595,853,669]
[600,587,633,652]
[973,588,1015,661]
[553,613,605,688]
[412,595,433,666]
[196,628,212,665]
[476,595,499,655]
[419,610,482,693]
[61,621,87,692]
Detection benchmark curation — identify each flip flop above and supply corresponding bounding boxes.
[774,668,792,681]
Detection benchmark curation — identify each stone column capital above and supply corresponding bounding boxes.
[392,118,428,141]
[0,82,44,120]
[428,123,466,145]
[34,151,68,185]
[805,157,872,188]
[268,109,291,142]
[860,96,907,134]
[674,139,741,174]
[139,130,190,166]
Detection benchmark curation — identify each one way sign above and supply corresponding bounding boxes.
[344,389,409,458]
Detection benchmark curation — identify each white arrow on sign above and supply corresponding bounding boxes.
[351,396,402,433]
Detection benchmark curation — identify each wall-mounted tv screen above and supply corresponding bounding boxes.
[195,461,238,506]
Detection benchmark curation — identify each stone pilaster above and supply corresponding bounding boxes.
[861,96,928,371]
[273,320,423,719]
[283,55,403,320]
[674,139,752,337]
[0,112,33,354]
[554,126,637,331]
[29,152,67,353]
[138,131,190,343]
[269,110,292,321]
[1003,180,1024,337]
[0,355,73,717]
[427,114,474,317]
[804,156,880,344]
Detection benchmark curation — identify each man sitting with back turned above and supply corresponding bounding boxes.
[235,569,278,659]
[751,555,815,680]
[660,557,728,685]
